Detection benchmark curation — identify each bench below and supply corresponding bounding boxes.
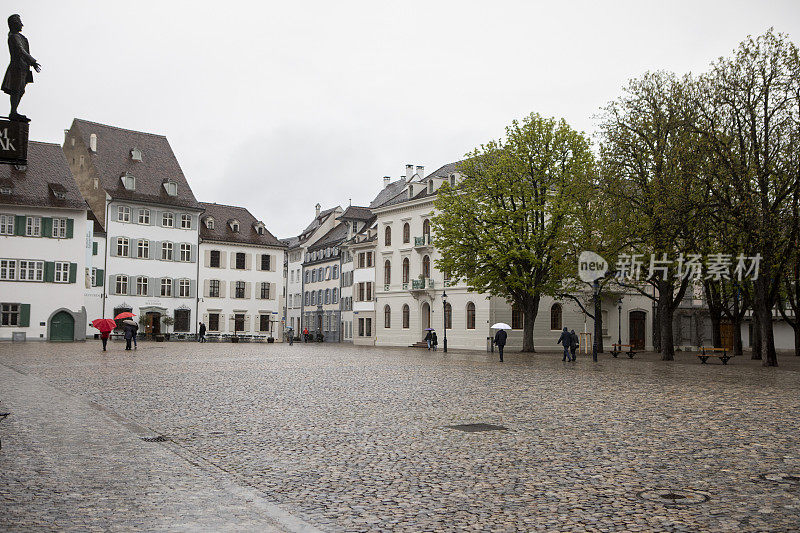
[696,347,733,365]
[610,343,637,358]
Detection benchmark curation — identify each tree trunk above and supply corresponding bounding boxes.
[752,309,762,360]
[594,291,604,353]
[521,294,540,352]
[704,281,722,348]
[754,281,778,367]
[794,324,800,357]
[709,311,721,348]
[656,280,678,361]
[652,304,661,353]
[732,316,744,356]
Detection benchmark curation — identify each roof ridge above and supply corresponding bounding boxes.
[73,118,168,138]
[199,201,251,211]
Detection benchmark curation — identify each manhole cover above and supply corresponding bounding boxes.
[140,435,169,442]
[759,473,800,485]
[446,423,507,432]
[637,489,709,504]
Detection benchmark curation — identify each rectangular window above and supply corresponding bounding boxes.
[260,282,270,299]
[18,260,43,281]
[117,206,130,222]
[180,214,191,229]
[91,267,97,287]
[174,309,190,332]
[209,279,220,297]
[137,240,149,259]
[366,282,373,301]
[1,303,19,326]
[138,209,150,224]
[117,237,129,257]
[0,259,16,280]
[52,218,67,238]
[180,243,191,262]
[26,216,41,237]
[161,278,172,297]
[162,212,174,227]
[54,262,70,283]
[162,242,173,261]
[116,275,128,295]
[259,314,270,332]
[358,318,364,337]
[0,214,14,235]
[208,313,219,331]
[234,313,245,332]
[235,252,246,269]
[365,318,372,337]
[210,250,220,267]
[235,281,245,298]
[178,279,190,297]
[137,276,148,295]
[358,253,365,268]
[366,252,373,268]
[511,306,524,330]
[261,254,270,271]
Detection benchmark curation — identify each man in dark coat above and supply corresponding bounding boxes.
[198,322,207,343]
[494,328,508,362]
[123,324,134,351]
[131,322,139,349]
[557,327,571,361]
[424,330,433,350]
[570,329,579,361]
[431,331,438,351]
[2,14,40,121]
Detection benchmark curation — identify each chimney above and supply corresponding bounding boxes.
[315,203,321,218]
[405,164,414,180]
[416,165,424,179]
[383,176,391,188]
[89,133,97,152]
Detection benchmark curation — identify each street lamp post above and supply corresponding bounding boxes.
[442,290,448,353]
[592,280,599,362]
[617,297,623,346]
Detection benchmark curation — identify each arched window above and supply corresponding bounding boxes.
[402,304,410,329]
[422,255,430,278]
[422,219,430,241]
[466,302,475,329]
[444,302,452,329]
[384,226,391,246]
[402,222,410,243]
[402,258,410,283]
[512,304,524,330]
[384,305,391,328]
[550,303,562,331]
[384,259,391,285]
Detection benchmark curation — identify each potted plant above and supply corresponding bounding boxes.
[161,315,175,341]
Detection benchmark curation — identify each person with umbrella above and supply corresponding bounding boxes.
[286,326,294,345]
[122,319,139,349]
[424,328,434,350]
[492,323,510,362]
[91,318,116,352]
[431,330,438,351]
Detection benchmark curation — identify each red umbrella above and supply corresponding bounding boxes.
[91,319,118,333]
[114,312,136,320]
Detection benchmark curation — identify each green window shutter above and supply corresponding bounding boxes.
[69,263,77,283]
[44,261,55,282]
[93,242,98,255]
[41,217,53,238]
[97,269,104,286]
[66,218,74,238]
[19,304,30,327]
[14,215,25,235]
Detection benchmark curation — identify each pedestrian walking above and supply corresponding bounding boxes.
[123,324,134,351]
[287,328,294,345]
[100,329,110,351]
[424,330,433,350]
[431,331,438,351]
[557,327,571,361]
[570,329,579,361]
[198,322,207,343]
[494,328,507,362]
[131,322,139,349]
[303,327,309,343]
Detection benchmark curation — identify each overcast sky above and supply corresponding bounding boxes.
[9,1,800,237]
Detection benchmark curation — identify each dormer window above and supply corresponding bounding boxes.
[205,217,215,229]
[253,221,265,235]
[131,148,143,162]
[122,174,136,191]
[164,181,178,196]
[450,174,456,186]
[428,180,433,193]
[0,185,11,195]
[229,219,240,232]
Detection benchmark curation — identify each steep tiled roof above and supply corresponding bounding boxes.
[0,141,87,210]
[337,205,373,221]
[70,119,200,210]
[199,202,284,247]
[369,178,407,208]
[372,161,463,209]
[88,210,105,235]
[302,206,340,234]
[307,223,347,251]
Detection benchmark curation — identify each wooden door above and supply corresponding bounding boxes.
[720,321,734,351]
[629,311,646,350]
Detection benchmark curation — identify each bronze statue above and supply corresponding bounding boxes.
[2,14,40,122]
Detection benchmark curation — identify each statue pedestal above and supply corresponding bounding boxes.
[0,118,29,165]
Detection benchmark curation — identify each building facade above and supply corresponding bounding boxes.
[302,224,347,341]
[0,142,89,341]
[198,202,285,338]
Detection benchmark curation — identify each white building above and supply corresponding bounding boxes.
[303,223,347,341]
[64,119,203,336]
[198,202,286,338]
[83,212,106,337]
[0,141,89,341]
[339,212,377,345]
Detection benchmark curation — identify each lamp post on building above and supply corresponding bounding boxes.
[592,280,600,362]
[617,297,623,346]
[442,290,448,353]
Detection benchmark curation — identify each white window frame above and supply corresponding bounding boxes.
[137,276,148,296]
[165,181,178,196]
[178,278,190,298]
[117,237,129,257]
[117,205,131,222]
[0,214,14,235]
[180,214,191,229]
[138,209,150,224]
[137,240,149,259]
[162,242,173,261]
[162,212,174,228]
[0,259,16,280]
[54,262,70,283]
[160,278,172,297]
[122,175,136,190]
[180,243,191,262]
[91,267,97,287]
[1,303,20,326]
[115,275,128,295]
[52,218,67,238]
[25,216,41,237]
[18,260,43,281]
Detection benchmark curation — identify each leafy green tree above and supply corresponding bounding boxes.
[432,113,594,352]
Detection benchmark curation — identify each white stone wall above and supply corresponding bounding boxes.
[83,232,106,336]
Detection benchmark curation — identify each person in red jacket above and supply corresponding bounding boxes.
[100,329,110,351]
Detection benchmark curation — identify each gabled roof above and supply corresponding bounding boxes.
[69,119,200,210]
[199,202,284,247]
[372,161,463,209]
[307,222,347,251]
[0,141,87,210]
[88,210,105,235]
[301,206,340,234]
[369,178,407,208]
[337,205,373,221]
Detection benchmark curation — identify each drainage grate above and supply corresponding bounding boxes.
[446,423,508,432]
[759,473,800,485]
[140,435,169,442]
[637,489,709,504]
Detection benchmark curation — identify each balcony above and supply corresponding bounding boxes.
[414,235,432,249]
[411,278,436,290]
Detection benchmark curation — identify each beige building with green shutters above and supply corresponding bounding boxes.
[198,203,286,339]
[0,141,89,341]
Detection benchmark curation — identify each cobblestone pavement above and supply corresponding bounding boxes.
[2,341,800,532]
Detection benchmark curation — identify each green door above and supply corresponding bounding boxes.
[50,311,75,341]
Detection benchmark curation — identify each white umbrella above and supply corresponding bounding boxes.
[491,322,511,330]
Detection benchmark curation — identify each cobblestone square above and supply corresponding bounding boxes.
[2,341,800,531]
